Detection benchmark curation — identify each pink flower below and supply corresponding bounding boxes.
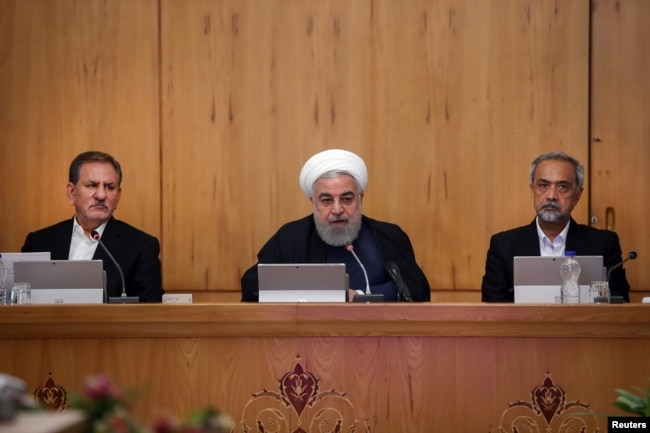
[83,374,123,401]
[149,412,182,433]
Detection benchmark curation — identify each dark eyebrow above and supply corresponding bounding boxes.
[87,180,117,187]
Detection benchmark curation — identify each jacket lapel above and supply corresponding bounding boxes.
[92,219,121,260]
[565,219,583,254]
[514,220,542,256]
[50,219,75,260]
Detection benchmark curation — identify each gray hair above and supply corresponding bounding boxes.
[529,151,584,189]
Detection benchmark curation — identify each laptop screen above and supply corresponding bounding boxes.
[14,260,105,304]
[513,255,603,303]
[258,263,347,303]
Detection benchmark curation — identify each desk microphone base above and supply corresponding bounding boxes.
[352,294,384,303]
[108,296,140,304]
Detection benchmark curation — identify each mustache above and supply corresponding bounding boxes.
[540,201,561,210]
[328,216,349,223]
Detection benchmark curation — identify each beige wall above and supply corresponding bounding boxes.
[2,0,644,300]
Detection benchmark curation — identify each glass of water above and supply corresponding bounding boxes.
[589,281,610,304]
[10,282,31,305]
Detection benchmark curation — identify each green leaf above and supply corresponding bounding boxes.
[613,386,648,416]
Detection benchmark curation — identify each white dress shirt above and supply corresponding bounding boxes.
[68,218,106,260]
[536,217,570,257]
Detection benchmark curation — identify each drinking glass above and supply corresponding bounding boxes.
[10,282,31,305]
[589,281,610,304]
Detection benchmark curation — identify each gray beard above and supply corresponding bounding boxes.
[314,213,362,247]
[537,209,563,222]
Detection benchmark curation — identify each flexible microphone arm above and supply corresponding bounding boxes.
[91,231,128,298]
[607,251,637,284]
[385,261,414,302]
[345,243,371,294]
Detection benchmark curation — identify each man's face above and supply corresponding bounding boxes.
[311,174,363,246]
[67,162,122,231]
[530,159,583,223]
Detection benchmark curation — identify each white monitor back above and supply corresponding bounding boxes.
[258,263,347,303]
[513,255,603,304]
[14,260,105,304]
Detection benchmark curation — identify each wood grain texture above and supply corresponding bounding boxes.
[1,0,647,302]
[157,0,590,294]
[1,303,649,338]
[590,0,650,291]
[0,0,161,247]
[1,304,649,432]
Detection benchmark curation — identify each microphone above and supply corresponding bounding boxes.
[606,251,637,285]
[91,231,139,304]
[345,243,370,294]
[385,261,413,302]
[345,243,383,303]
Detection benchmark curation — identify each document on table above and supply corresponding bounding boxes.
[0,252,51,289]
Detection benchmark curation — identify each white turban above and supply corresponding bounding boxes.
[299,149,368,198]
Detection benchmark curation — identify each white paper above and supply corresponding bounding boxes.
[0,252,51,289]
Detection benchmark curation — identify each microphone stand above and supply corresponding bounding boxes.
[92,231,139,304]
[606,251,637,284]
[605,251,637,304]
[386,262,414,302]
[346,244,384,303]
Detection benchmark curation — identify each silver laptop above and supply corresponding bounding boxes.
[258,263,347,303]
[14,260,105,304]
[514,255,603,303]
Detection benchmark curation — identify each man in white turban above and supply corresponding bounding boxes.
[241,149,430,302]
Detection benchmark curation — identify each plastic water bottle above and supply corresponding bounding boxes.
[0,254,6,305]
[560,251,581,304]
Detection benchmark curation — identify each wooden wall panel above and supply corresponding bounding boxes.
[160,0,375,292]
[0,0,160,250]
[590,0,650,294]
[367,0,590,292]
[160,0,590,296]
[0,0,609,298]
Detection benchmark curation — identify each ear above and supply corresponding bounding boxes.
[66,182,75,205]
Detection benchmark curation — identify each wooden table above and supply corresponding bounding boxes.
[1,303,649,432]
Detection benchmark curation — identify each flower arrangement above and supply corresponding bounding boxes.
[69,375,233,433]
[613,378,650,417]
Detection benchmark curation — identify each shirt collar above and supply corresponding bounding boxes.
[535,217,571,256]
[72,217,108,240]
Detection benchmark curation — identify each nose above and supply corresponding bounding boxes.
[94,185,107,200]
[545,185,560,200]
[331,200,346,214]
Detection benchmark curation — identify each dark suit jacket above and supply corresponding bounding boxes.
[481,218,630,302]
[21,217,163,302]
[241,215,431,302]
